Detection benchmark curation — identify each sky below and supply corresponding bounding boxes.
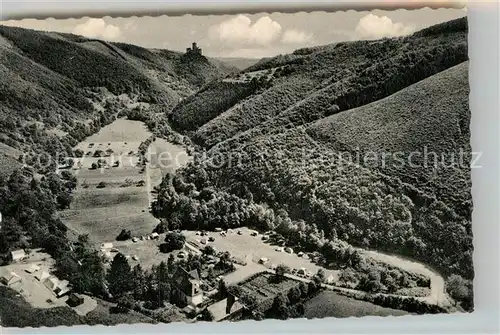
[0,8,467,59]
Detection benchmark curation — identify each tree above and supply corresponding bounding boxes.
[97,181,107,188]
[107,253,132,298]
[202,245,216,256]
[299,282,309,298]
[219,251,231,266]
[200,308,215,321]
[313,269,326,285]
[274,264,290,282]
[115,295,135,313]
[56,191,73,210]
[287,286,302,304]
[357,270,382,293]
[270,293,290,320]
[446,274,472,310]
[74,149,84,158]
[160,232,186,253]
[131,264,146,300]
[91,162,98,170]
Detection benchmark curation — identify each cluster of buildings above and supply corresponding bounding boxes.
[1,249,74,301]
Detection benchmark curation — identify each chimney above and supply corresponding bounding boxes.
[226,293,236,314]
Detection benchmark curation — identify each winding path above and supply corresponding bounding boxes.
[357,249,451,306]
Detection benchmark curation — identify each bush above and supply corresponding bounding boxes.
[116,229,132,241]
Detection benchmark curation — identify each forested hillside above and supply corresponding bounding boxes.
[153,17,473,310]
[169,17,468,148]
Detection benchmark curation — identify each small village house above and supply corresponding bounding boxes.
[206,293,245,322]
[172,267,204,307]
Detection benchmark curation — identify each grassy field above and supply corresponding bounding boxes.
[61,119,192,245]
[61,120,159,243]
[304,291,408,319]
[74,119,151,145]
[110,237,198,270]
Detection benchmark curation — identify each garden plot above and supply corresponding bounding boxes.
[238,272,300,304]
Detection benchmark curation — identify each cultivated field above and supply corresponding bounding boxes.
[237,272,300,304]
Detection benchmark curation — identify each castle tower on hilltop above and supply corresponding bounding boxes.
[185,42,202,56]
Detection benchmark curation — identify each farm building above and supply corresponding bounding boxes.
[10,249,27,262]
[66,293,84,307]
[0,271,22,287]
[25,264,40,274]
[206,294,245,322]
[172,267,203,307]
[35,271,50,282]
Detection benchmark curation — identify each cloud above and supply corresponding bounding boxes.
[281,29,313,44]
[209,15,281,45]
[72,18,121,40]
[355,14,415,40]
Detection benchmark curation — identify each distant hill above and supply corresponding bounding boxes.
[0,25,233,171]
[169,17,468,148]
[215,57,260,71]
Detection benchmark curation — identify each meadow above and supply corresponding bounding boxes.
[60,119,159,243]
[303,291,408,319]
